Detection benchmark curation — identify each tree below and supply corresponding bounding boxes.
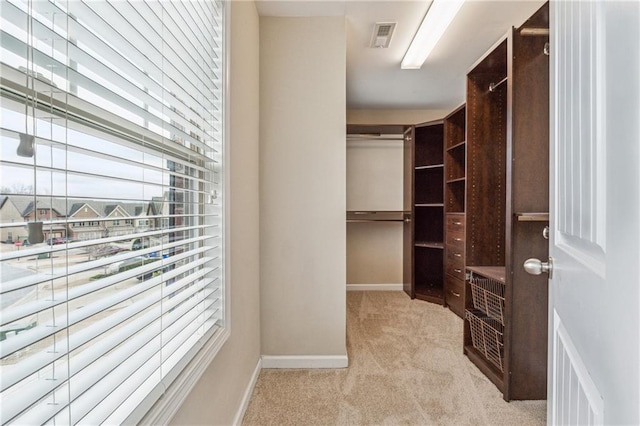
[0,184,34,195]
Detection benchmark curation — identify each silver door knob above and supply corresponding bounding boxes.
[524,257,553,278]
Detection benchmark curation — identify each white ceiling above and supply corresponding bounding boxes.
[256,0,547,111]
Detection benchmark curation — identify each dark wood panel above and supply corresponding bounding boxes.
[505,221,549,400]
[404,128,415,298]
[444,105,466,149]
[414,207,444,243]
[414,123,444,167]
[510,9,550,215]
[502,2,550,401]
[415,168,444,205]
[466,40,508,268]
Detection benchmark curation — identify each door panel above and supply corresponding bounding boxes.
[549,1,640,424]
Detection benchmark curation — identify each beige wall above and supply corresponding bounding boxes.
[346,139,404,285]
[347,222,403,284]
[260,16,347,356]
[346,139,403,211]
[347,108,450,125]
[170,1,261,424]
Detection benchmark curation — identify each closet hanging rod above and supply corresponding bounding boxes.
[489,76,508,92]
[520,28,549,36]
[346,135,404,141]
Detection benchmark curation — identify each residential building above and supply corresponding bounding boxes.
[68,202,103,241]
[0,196,25,243]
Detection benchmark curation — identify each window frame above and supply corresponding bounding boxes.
[0,1,230,423]
[135,3,231,423]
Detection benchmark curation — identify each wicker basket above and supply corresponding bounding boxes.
[466,309,504,372]
[469,274,506,324]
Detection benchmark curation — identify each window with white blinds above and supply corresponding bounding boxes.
[0,0,226,424]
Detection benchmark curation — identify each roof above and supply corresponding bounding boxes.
[1,195,148,219]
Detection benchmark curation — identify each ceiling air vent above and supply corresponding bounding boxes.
[370,22,396,49]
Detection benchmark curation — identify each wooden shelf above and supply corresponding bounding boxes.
[446,140,466,151]
[415,241,444,249]
[515,212,549,222]
[466,266,506,284]
[415,164,444,170]
[415,285,445,304]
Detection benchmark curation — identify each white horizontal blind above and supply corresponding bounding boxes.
[0,0,225,424]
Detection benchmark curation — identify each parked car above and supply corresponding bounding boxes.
[95,245,126,257]
[46,237,71,245]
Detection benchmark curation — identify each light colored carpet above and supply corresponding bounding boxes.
[242,291,546,425]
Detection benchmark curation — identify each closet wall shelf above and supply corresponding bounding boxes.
[466,266,506,284]
[415,203,444,208]
[346,211,404,222]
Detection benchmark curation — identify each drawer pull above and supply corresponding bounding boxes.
[454,237,462,242]
[454,268,462,273]
[453,221,462,225]
[454,253,462,257]
[450,290,461,297]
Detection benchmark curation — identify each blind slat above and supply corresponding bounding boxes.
[1,0,225,423]
[6,286,218,425]
[1,247,215,327]
[0,224,215,263]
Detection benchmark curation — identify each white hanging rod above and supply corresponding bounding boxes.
[489,76,508,92]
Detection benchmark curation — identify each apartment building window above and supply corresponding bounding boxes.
[0,1,226,424]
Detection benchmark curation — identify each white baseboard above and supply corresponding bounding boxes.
[232,357,262,426]
[261,355,349,369]
[346,283,404,291]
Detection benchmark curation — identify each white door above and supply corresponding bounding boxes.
[548,1,640,424]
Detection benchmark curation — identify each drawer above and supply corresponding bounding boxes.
[446,232,464,251]
[445,246,465,280]
[445,275,464,318]
[446,214,465,233]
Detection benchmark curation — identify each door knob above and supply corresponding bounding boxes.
[524,257,553,278]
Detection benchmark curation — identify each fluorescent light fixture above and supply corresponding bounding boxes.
[401,0,465,69]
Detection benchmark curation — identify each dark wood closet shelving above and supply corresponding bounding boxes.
[403,121,445,305]
[463,2,550,402]
[443,102,467,318]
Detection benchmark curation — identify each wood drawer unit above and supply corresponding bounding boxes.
[444,213,465,315]
[445,274,464,317]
